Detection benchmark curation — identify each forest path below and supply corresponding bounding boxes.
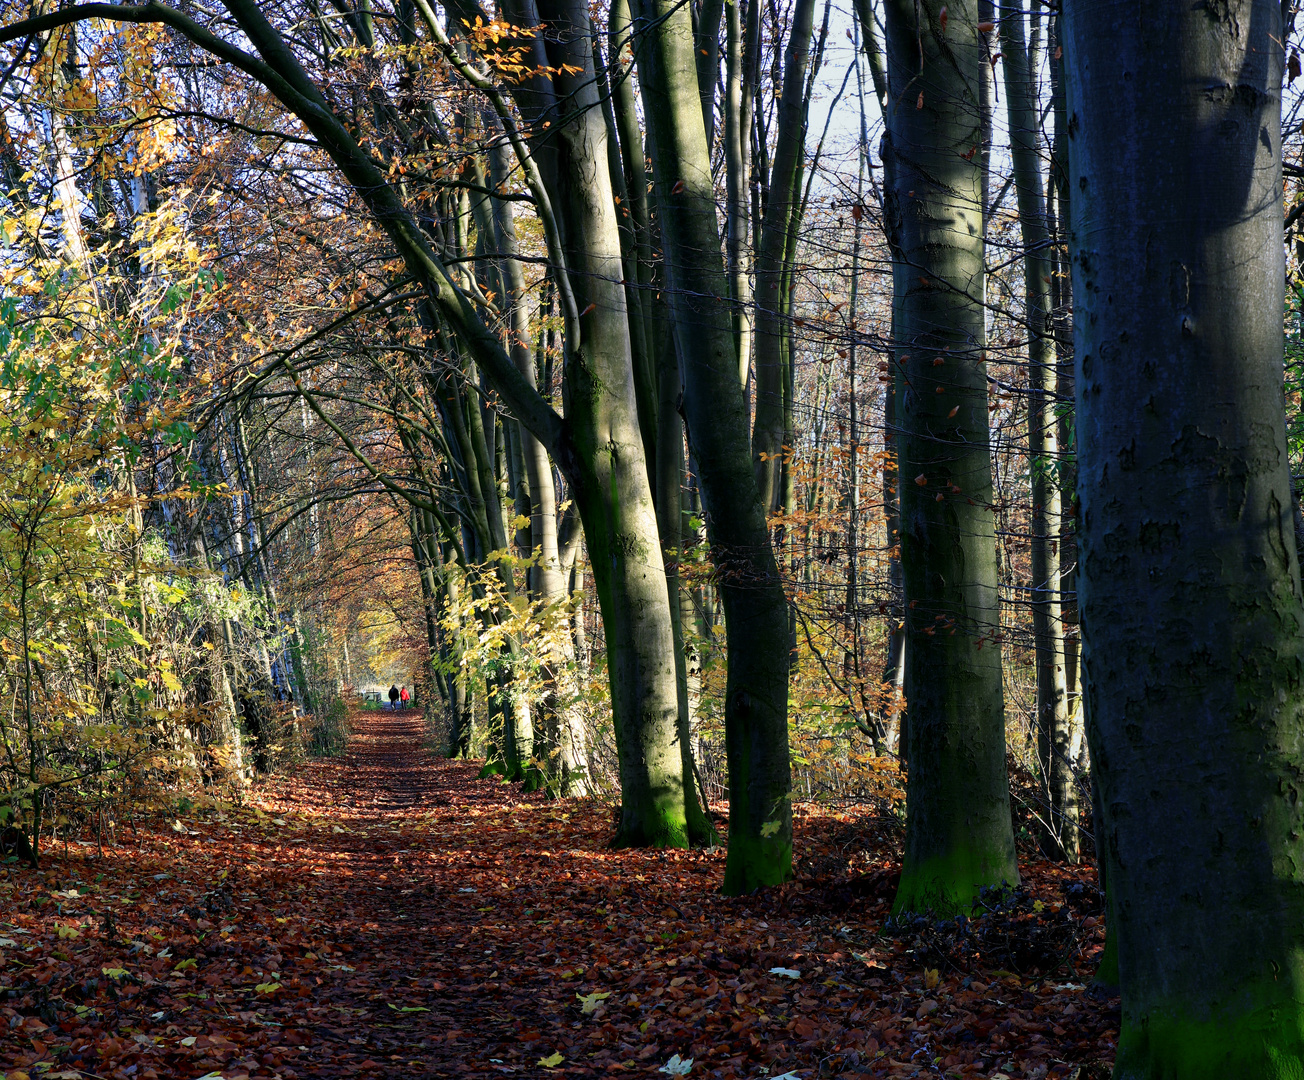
[0,709,1118,1080]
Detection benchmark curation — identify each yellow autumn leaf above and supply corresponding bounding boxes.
[577,990,611,1015]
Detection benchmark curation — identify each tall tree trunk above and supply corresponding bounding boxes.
[528,0,703,843]
[193,534,247,781]
[881,380,906,754]
[655,334,716,842]
[631,0,794,891]
[750,0,817,511]
[593,45,658,476]
[724,0,753,388]
[882,0,1017,915]
[999,1,1075,862]
[608,0,655,352]
[695,0,725,144]
[855,0,904,752]
[1065,1,1304,1072]
[435,531,477,759]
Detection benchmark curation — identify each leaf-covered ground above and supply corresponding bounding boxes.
[0,710,1118,1079]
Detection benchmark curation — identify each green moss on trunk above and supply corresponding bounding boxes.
[609,812,690,850]
[721,831,792,894]
[882,0,1017,916]
[1113,992,1304,1080]
[891,849,1015,917]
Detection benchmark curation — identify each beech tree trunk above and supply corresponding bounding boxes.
[527,0,703,844]
[750,0,817,511]
[1065,1,1304,1073]
[631,0,794,891]
[882,0,1017,915]
[999,2,1076,862]
[487,137,590,796]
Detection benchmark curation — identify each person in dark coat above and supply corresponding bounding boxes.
[388,684,400,711]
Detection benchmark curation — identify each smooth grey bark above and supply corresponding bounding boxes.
[882,0,1017,915]
[724,0,752,388]
[608,0,655,344]
[630,0,794,892]
[998,1,1075,862]
[523,0,703,842]
[750,0,816,512]
[1065,1,1304,1072]
[593,34,658,478]
[694,0,725,144]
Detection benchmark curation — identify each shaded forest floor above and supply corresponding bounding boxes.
[0,710,1119,1080]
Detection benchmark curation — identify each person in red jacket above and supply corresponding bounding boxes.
[399,686,410,708]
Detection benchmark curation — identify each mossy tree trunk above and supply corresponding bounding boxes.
[882,0,1018,915]
[630,0,794,891]
[1065,1,1304,1073]
[521,0,703,843]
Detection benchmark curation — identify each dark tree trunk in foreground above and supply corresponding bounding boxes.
[883,0,1017,915]
[1065,1,1304,1073]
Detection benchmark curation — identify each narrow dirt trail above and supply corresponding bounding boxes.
[0,710,1119,1080]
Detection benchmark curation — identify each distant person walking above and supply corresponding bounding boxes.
[388,684,400,711]
[399,686,410,708]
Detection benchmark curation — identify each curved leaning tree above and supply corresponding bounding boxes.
[0,0,794,890]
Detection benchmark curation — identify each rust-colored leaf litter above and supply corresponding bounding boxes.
[0,710,1117,1079]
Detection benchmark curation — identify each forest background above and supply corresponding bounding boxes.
[0,0,1300,1074]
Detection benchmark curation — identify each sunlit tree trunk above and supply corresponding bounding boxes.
[999,2,1075,862]
[486,137,589,795]
[882,0,1017,915]
[724,0,753,388]
[434,526,477,760]
[631,0,794,891]
[750,0,817,512]
[654,334,717,843]
[524,0,702,842]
